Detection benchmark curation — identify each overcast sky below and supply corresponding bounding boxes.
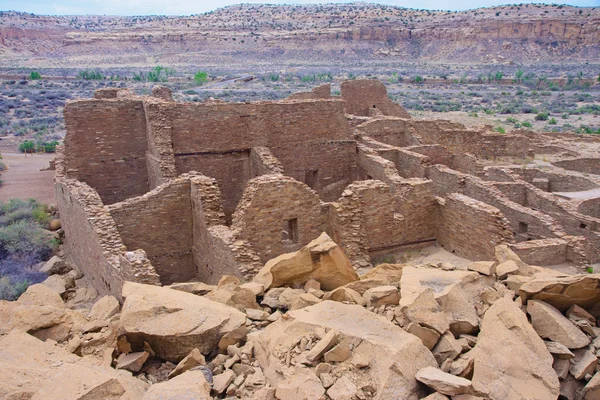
[1,0,598,16]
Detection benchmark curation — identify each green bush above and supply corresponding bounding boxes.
[413,75,424,84]
[548,118,557,125]
[535,112,549,121]
[522,121,533,128]
[18,141,35,154]
[495,126,506,134]
[194,71,208,84]
[77,70,104,80]
[29,71,41,80]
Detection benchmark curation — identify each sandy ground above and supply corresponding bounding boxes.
[0,152,55,205]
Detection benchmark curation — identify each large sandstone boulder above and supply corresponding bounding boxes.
[344,263,404,294]
[518,274,600,313]
[252,300,437,400]
[1,291,87,342]
[527,300,590,349]
[119,282,247,362]
[0,331,146,399]
[470,298,559,400]
[254,233,359,291]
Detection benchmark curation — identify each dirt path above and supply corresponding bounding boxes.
[0,152,55,205]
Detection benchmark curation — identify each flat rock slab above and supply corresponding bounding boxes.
[527,300,590,349]
[416,366,471,396]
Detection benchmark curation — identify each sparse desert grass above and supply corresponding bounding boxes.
[0,199,53,300]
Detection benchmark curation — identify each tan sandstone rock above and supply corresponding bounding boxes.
[253,300,437,400]
[253,232,359,291]
[518,274,600,312]
[323,286,366,306]
[275,368,325,400]
[470,298,559,400]
[415,367,472,396]
[89,295,120,321]
[119,282,246,362]
[527,300,590,349]
[363,285,400,307]
[143,370,211,400]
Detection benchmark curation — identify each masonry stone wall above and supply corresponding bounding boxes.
[341,80,411,118]
[107,176,195,285]
[509,238,569,266]
[55,178,160,299]
[63,99,150,204]
[437,193,514,260]
[553,158,600,175]
[511,168,599,192]
[355,118,418,147]
[232,174,327,263]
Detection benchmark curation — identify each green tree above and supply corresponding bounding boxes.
[18,141,35,153]
[194,71,208,84]
[29,71,41,80]
[514,69,524,83]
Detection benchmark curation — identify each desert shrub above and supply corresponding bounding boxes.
[77,70,104,80]
[194,71,208,84]
[535,112,549,121]
[506,117,518,124]
[495,126,506,134]
[0,199,52,300]
[522,121,533,128]
[29,71,41,80]
[549,118,557,125]
[413,75,424,84]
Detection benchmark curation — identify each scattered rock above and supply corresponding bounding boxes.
[581,372,600,399]
[363,285,399,307]
[212,369,236,394]
[17,283,65,309]
[275,369,325,400]
[39,255,72,275]
[116,351,149,372]
[323,286,366,306]
[89,295,120,321]
[518,274,600,312]
[143,370,211,400]
[167,282,216,296]
[407,322,440,350]
[253,232,359,291]
[570,349,598,380]
[327,375,357,400]
[467,261,495,276]
[415,366,472,396]
[168,348,206,379]
[306,329,338,362]
[527,299,590,349]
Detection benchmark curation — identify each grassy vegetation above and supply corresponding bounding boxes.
[0,199,54,301]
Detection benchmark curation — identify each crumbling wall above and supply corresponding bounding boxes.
[63,99,150,204]
[190,176,261,283]
[55,178,159,299]
[341,80,411,118]
[144,100,177,189]
[176,151,251,220]
[437,193,514,260]
[250,147,285,177]
[553,158,600,175]
[287,84,331,100]
[232,174,326,263]
[108,175,194,285]
[355,118,419,147]
[509,238,569,266]
[161,99,355,212]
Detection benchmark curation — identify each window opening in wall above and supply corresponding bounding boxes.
[366,174,373,180]
[373,105,377,108]
[580,223,587,229]
[283,218,299,243]
[518,222,528,233]
[304,169,319,189]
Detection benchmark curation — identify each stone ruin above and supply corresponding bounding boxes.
[55,79,600,299]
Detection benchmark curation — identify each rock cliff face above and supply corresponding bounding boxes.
[0,3,598,65]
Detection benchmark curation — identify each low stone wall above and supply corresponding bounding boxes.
[55,178,160,299]
[437,193,514,260]
[509,238,568,266]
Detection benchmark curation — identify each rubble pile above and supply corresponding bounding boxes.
[1,234,600,399]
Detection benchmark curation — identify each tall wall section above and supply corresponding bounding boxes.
[55,178,160,299]
[107,176,195,285]
[63,99,150,204]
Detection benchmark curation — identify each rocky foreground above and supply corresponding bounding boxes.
[1,233,600,399]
